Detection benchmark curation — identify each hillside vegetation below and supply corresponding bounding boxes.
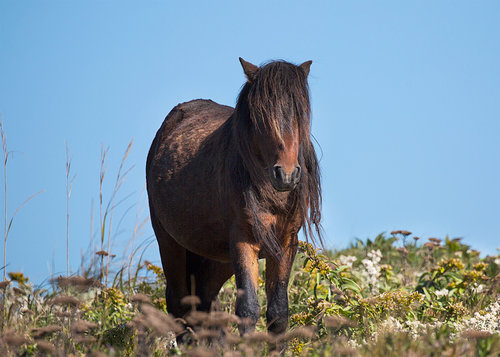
[0,232,499,356]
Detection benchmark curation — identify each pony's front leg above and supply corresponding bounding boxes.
[230,228,261,335]
[265,234,298,335]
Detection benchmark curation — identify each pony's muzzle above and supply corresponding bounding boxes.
[271,165,301,191]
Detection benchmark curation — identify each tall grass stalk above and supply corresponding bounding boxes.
[97,141,134,286]
[99,145,109,283]
[1,121,43,329]
[104,140,133,286]
[89,198,94,270]
[126,185,149,291]
[65,142,76,277]
[1,122,8,283]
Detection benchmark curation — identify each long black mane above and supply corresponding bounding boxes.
[227,60,322,257]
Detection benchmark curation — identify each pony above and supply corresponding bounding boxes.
[146,58,322,336]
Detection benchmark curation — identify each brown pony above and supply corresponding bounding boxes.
[146,58,322,336]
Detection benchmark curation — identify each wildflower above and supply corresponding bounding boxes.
[8,272,29,285]
[361,250,382,295]
[290,312,309,325]
[447,302,468,319]
[429,238,442,244]
[0,280,10,289]
[434,288,449,297]
[95,250,108,256]
[437,257,465,271]
[463,270,486,283]
[456,298,500,334]
[472,262,488,271]
[338,255,357,268]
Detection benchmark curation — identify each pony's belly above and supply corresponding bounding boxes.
[166,219,232,262]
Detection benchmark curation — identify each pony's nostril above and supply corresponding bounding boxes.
[293,165,301,182]
[273,166,283,181]
[295,165,301,177]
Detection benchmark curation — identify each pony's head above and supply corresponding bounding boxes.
[236,58,312,192]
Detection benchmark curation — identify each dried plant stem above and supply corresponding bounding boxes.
[90,198,94,269]
[65,142,76,277]
[1,121,8,283]
[104,140,133,286]
[126,185,148,290]
[99,144,108,283]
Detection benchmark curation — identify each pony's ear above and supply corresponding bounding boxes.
[239,57,259,81]
[300,60,313,77]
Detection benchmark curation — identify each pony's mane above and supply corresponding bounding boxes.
[228,60,322,258]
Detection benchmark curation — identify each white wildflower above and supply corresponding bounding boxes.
[405,320,442,340]
[338,255,357,268]
[435,288,449,297]
[372,316,404,341]
[471,284,484,294]
[455,297,500,334]
[360,249,382,295]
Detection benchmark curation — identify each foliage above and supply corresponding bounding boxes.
[0,232,498,356]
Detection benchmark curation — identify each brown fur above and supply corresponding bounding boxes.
[146,58,322,335]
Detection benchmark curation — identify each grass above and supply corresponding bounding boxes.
[0,132,498,355]
[0,234,498,356]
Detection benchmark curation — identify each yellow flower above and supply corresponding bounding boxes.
[8,272,29,285]
[472,262,488,271]
[436,258,465,271]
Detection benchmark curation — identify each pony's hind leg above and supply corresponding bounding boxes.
[150,214,190,318]
[186,250,234,312]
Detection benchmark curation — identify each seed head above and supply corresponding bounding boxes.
[32,325,62,338]
[36,340,56,353]
[2,331,30,347]
[131,293,151,304]
[49,295,81,307]
[324,315,356,329]
[181,295,201,307]
[462,330,492,339]
[71,320,98,334]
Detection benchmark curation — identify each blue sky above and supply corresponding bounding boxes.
[1,1,499,283]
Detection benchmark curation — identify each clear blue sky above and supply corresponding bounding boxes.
[1,1,499,283]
